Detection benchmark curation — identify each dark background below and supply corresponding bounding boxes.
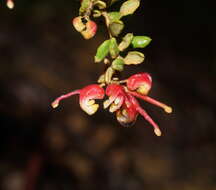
[0,0,215,189]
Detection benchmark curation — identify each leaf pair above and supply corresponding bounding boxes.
[95,38,119,62]
[119,33,152,51]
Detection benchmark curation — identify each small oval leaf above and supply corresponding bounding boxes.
[95,40,111,63]
[109,20,124,37]
[132,36,152,48]
[105,67,115,83]
[120,0,140,17]
[124,51,145,65]
[108,12,121,23]
[94,0,107,9]
[109,37,119,58]
[111,57,125,71]
[118,33,134,51]
[79,0,91,14]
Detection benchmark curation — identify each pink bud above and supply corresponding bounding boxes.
[81,20,97,39]
[72,16,86,32]
[127,73,152,95]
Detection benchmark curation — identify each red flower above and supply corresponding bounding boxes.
[103,84,125,112]
[126,73,172,113]
[51,74,172,136]
[52,84,104,115]
[127,73,152,95]
[104,84,163,136]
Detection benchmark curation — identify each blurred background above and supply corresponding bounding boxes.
[0,0,215,190]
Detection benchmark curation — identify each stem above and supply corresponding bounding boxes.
[102,11,112,38]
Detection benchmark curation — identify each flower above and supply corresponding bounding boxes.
[52,84,104,115]
[104,84,162,136]
[126,72,152,95]
[125,73,172,113]
[103,84,125,112]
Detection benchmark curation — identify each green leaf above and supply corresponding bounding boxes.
[105,67,115,83]
[79,0,91,14]
[124,51,145,65]
[97,74,105,83]
[93,10,102,18]
[118,33,134,51]
[109,20,124,37]
[109,38,119,58]
[95,40,111,63]
[120,0,140,17]
[108,12,121,23]
[131,36,152,48]
[111,57,124,71]
[94,0,107,9]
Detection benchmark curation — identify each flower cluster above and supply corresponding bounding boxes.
[52,0,173,136]
[52,73,172,136]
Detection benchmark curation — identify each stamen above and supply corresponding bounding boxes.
[51,90,80,108]
[128,91,172,113]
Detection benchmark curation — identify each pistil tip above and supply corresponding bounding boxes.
[51,101,59,108]
[154,128,162,136]
[7,0,14,9]
[164,106,172,113]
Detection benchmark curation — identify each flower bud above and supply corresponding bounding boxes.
[81,20,97,39]
[127,73,152,95]
[72,16,86,32]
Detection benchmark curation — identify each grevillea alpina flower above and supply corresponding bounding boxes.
[103,84,125,112]
[127,72,152,95]
[125,73,172,114]
[104,84,162,136]
[52,84,104,115]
